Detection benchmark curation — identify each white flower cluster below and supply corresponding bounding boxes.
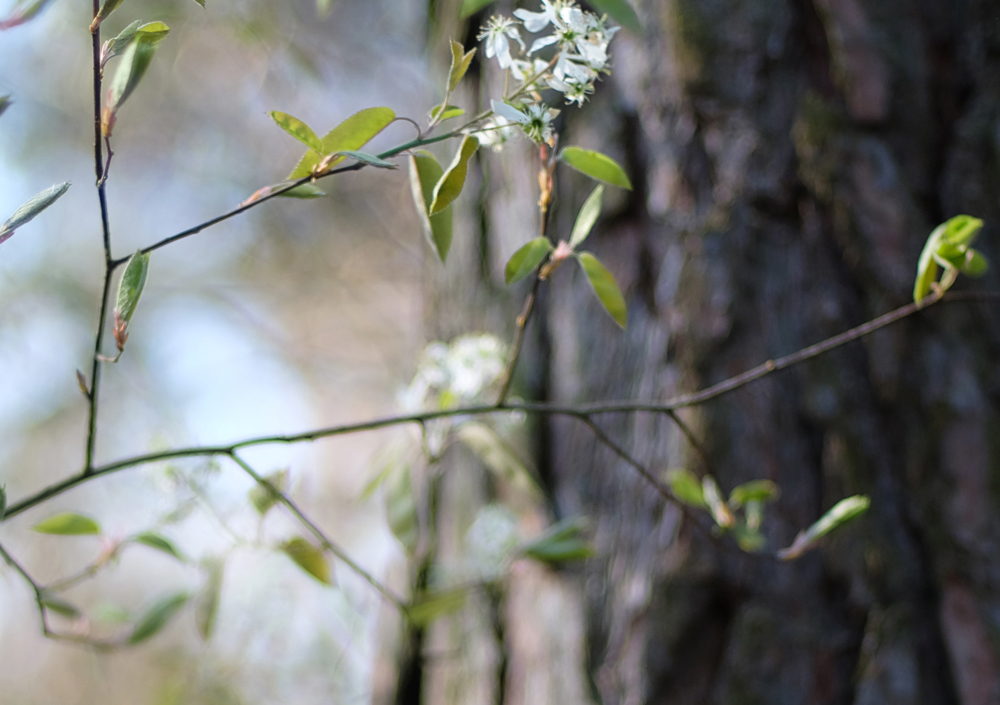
[476,0,619,136]
[398,334,508,412]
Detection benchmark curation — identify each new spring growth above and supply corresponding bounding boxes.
[111,250,149,358]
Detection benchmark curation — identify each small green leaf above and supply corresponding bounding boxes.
[281,537,333,585]
[457,423,541,499]
[409,151,453,262]
[663,468,706,508]
[94,0,127,26]
[459,0,495,18]
[0,484,6,522]
[0,95,11,118]
[429,104,465,122]
[115,250,150,324]
[733,523,766,552]
[702,476,735,528]
[195,558,224,641]
[428,134,479,215]
[0,0,56,30]
[914,215,985,303]
[269,111,324,154]
[103,21,141,63]
[576,252,627,328]
[505,238,552,285]
[521,517,594,564]
[288,107,396,179]
[333,150,397,169]
[386,465,419,554]
[129,592,190,644]
[407,589,467,627]
[104,23,170,134]
[587,0,642,33]
[248,469,288,516]
[40,593,82,619]
[960,249,988,277]
[191,0,206,6]
[0,182,71,245]
[940,215,984,247]
[778,495,870,560]
[448,39,476,92]
[559,147,632,190]
[32,512,101,535]
[728,479,779,508]
[280,183,326,199]
[133,532,184,561]
[569,185,604,249]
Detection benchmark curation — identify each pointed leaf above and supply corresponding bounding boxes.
[559,147,632,189]
[115,250,150,323]
[133,532,184,561]
[195,558,224,641]
[333,150,397,169]
[407,588,467,627]
[505,238,552,285]
[728,480,779,508]
[960,248,988,277]
[587,0,642,33]
[279,183,326,199]
[940,214,984,247]
[429,104,465,122]
[104,23,170,132]
[129,592,190,644]
[248,469,288,516]
[428,134,479,215]
[569,185,604,249]
[0,95,11,118]
[40,593,82,619]
[94,0,127,27]
[459,0,496,18]
[386,465,419,554]
[281,537,332,585]
[191,0,206,6]
[0,0,56,30]
[576,252,627,328]
[457,423,541,498]
[778,495,870,560]
[32,512,101,535]
[269,111,323,154]
[409,151,453,262]
[0,484,5,522]
[521,517,593,564]
[448,39,476,92]
[288,107,396,179]
[702,476,735,528]
[663,468,706,508]
[0,182,70,245]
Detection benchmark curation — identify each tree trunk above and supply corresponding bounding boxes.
[542,0,1000,703]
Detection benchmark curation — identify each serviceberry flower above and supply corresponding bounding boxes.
[491,100,559,143]
[477,15,524,70]
[473,116,516,152]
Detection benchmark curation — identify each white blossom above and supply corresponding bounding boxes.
[477,15,525,70]
[490,100,559,143]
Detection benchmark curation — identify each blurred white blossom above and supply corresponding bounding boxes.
[398,334,507,412]
[477,15,524,70]
[490,99,559,143]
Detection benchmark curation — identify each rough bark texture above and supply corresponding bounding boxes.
[541,0,1000,703]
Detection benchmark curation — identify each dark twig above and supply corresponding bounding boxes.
[497,274,542,403]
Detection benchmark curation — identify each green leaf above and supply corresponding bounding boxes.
[281,537,333,585]
[409,150,453,262]
[0,484,6,522]
[129,592,190,644]
[280,183,326,199]
[288,107,396,179]
[914,215,985,303]
[521,517,594,564]
[778,495,870,560]
[32,512,101,535]
[40,593,82,619]
[407,588,467,627]
[386,465,419,554]
[269,111,323,154]
[569,185,604,249]
[428,134,479,215]
[733,523,766,552]
[702,476,735,528]
[195,558,224,641]
[663,468,706,508]
[457,423,541,499]
[0,0,56,30]
[576,252,627,328]
[448,39,476,92]
[459,0,495,18]
[94,0,127,27]
[0,95,11,118]
[940,214,984,247]
[105,23,170,132]
[960,248,988,277]
[333,150,397,169]
[0,181,71,245]
[728,479,779,508]
[429,104,465,122]
[505,238,553,285]
[133,532,184,561]
[104,20,142,62]
[559,147,632,190]
[115,250,150,323]
[191,0,206,6]
[248,469,288,516]
[587,0,642,33]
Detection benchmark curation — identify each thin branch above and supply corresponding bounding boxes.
[6,291,996,521]
[497,274,542,403]
[228,453,405,609]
